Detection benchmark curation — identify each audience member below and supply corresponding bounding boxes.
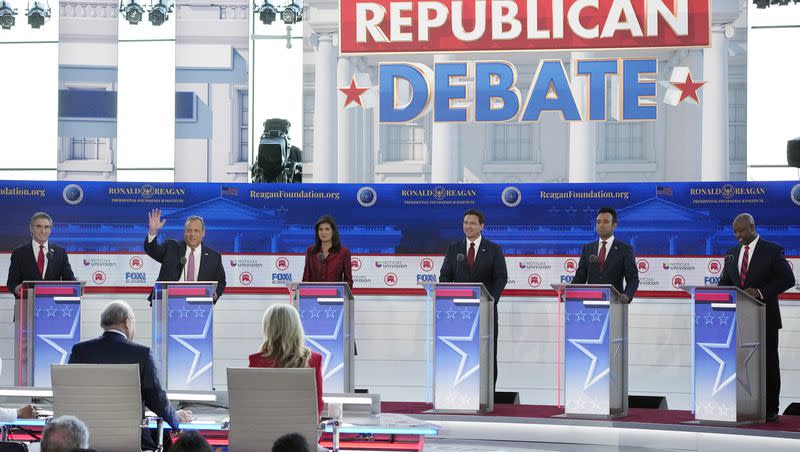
[171,430,213,452]
[41,415,89,452]
[272,432,311,452]
[0,405,38,422]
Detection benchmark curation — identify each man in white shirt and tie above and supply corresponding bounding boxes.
[144,209,226,303]
[572,207,639,303]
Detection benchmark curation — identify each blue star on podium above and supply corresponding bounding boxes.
[306,310,344,380]
[697,314,737,396]
[38,312,80,364]
[169,311,214,385]
[568,313,610,390]
[437,315,480,386]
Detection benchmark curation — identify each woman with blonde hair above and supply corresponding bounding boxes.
[249,304,324,417]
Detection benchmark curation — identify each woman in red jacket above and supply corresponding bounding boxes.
[302,215,353,290]
[248,304,324,417]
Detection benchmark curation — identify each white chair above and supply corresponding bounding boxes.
[51,364,163,452]
[227,367,340,452]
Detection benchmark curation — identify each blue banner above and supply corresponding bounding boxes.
[32,283,82,387]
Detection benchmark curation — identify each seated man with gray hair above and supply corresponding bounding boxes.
[41,415,89,452]
[68,300,192,450]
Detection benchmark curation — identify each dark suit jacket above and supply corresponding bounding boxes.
[68,331,179,450]
[718,238,795,330]
[439,237,508,302]
[572,238,639,301]
[6,242,76,295]
[144,236,226,302]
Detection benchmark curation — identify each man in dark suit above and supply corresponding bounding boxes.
[718,213,795,422]
[572,207,639,303]
[144,209,226,303]
[69,300,192,450]
[439,209,508,390]
[6,212,76,298]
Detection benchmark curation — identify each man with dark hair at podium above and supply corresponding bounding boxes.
[439,209,508,390]
[718,213,795,422]
[572,207,639,303]
[69,300,192,450]
[6,212,75,298]
[144,209,226,303]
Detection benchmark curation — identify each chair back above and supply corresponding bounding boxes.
[227,367,318,451]
[0,441,27,452]
[51,364,143,452]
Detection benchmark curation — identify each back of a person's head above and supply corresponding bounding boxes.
[171,430,213,452]
[41,415,90,452]
[272,432,310,452]
[260,304,310,368]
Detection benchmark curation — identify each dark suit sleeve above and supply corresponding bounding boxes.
[622,243,639,301]
[572,245,588,285]
[59,249,76,281]
[760,246,795,300]
[439,245,454,283]
[143,235,168,263]
[67,344,82,363]
[491,245,508,302]
[342,248,354,289]
[214,252,226,301]
[6,249,22,294]
[140,351,179,429]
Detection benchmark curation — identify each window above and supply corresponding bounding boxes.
[237,90,248,163]
[602,122,645,161]
[490,123,539,162]
[729,85,746,163]
[379,122,428,162]
[69,138,109,161]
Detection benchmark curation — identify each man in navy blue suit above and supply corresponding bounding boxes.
[6,212,75,298]
[572,207,639,303]
[439,209,508,390]
[69,300,192,450]
[144,209,226,303]
[718,213,795,422]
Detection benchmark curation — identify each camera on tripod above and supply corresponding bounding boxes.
[251,118,302,183]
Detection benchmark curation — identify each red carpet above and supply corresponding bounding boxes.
[381,402,800,433]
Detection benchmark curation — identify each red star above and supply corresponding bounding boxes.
[339,77,369,108]
[671,72,706,103]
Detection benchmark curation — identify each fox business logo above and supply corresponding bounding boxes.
[417,273,437,283]
[129,256,144,270]
[272,272,292,284]
[125,272,146,284]
[275,257,290,271]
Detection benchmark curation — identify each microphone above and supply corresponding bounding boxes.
[179,256,187,280]
[587,254,597,283]
[724,254,735,265]
[455,253,465,275]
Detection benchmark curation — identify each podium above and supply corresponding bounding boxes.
[422,282,494,413]
[552,284,628,419]
[289,282,355,393]
[15,280,85,387]
[152,281,217,391]
[683,286,766,425]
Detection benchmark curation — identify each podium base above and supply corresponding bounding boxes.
[552,412,627,420]
[682,419,765,427]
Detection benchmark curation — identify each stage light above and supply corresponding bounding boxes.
[25,0,49,28]
[254,0,277,25]
[119,0,145,25]
[0,0,18,30]
[148,0,173,26]
[280,1,302,24]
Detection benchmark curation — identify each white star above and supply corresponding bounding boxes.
[35,307,41,318]
[564,311,572,322]
[719,403,729,417]
[299,308,306,319]
[697,313,737,396]
[718,313,729,326]
[46,306,57,317]
[591,398,601,410]
[568,313,610,390]
[61,307,73,318]
[178,306,190,318]
[590,310,602,322]
[703,312,715,325]
[575,310,587,322]
[437,315,481,386]
[446,308,456,319]
[310,307,321,318]
[306,310,344,381]
[168,309,176,318]
[325,307,336,318]
[194,307,205,318]
[460,308,472,320]
[434,310,442,319]
[169,310,214,385]
[38,311,80,365]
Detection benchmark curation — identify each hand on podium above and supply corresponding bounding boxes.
[177,409,193,423]
[17,405,37,419]
[744,288,763,300]
[620,294,630,304]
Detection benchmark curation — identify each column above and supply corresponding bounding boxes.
[568,52,597,182]
[337,56,356,182]
[311,33,338,182]
[700,25,732,181]
[431,54,461,183]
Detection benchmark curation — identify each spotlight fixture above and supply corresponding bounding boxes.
[254,0,277,25]
[280,1,302,24]
[119,0,145,25]
[25,0,49,29]
[148,0,173,26]
[0,0,18,30]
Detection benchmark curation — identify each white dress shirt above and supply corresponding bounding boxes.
[0,407,17,422]
[738,235,760,273]
[31,239,50,277]
[597,235,615,257]
[147,235,202,281]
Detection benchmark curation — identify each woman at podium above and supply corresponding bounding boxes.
[249,304,324,418]
[302,215,353,289]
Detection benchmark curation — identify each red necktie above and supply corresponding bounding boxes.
[598,241,607,272]
[467,242,475,272]
[739,245,749,287]
[37,245,45,277]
